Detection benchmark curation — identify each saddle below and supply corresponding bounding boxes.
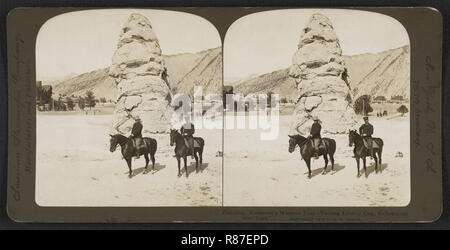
[363,138,379,149]
[184,137,201,148]
[132,137,147,151]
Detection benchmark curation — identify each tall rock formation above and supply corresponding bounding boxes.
[109,13,173,134]
[288,13,358,135]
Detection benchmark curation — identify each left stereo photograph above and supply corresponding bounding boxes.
[35,9,224,207]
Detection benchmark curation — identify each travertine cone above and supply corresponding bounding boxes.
[288,13,358,135]
[109,13,173,134]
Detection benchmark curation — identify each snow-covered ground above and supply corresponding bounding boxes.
[36,113,410,207]
[36,114,223,206]
[223,114,410,206]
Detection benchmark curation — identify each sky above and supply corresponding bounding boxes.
[224,9,410,81]
[36,9,222,80]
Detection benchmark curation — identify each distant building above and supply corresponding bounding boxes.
[373,96,387,104]
[389,95,405,104]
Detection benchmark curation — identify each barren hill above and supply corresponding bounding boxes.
[165,47,222,98]
[234,45,410,101]
[50,47,222,100]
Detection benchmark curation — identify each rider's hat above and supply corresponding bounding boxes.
[312,115,319,121]
[135,116,142,122]
[363,116,369,121]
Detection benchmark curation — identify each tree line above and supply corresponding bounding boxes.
[354,94,409,116]
[37,84,110,111]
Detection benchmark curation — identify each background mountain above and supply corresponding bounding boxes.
[45,45,409,102]
[47,47,222,101]
[233,45,410,102]
[165,47,222,98]
[39,73,78,87]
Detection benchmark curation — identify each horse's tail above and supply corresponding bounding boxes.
[194,137,205,148]
[144,137,157,154]
[374,137,384,148]
[325,138,336,155]
[151,138,157,154]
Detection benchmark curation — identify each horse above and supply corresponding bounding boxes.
[170,129,205,178]
[109,134,157,178]
[288,135,336,178]
[348,130,384,178]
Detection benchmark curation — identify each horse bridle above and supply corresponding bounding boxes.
[291,137,310,151]
[111,136,128,152]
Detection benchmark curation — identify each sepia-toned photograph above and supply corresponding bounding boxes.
[223,9,411,206]
[35,9,223,206]
[4,4,444,224]
[35,8,412,208]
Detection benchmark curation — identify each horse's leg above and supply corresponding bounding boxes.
[126,158,133,178]
[330,153,335,171]
[177,156,181,177]
[356,157,361,178]
[143,154,149,174]
[374,153,378,174]
[150,153,156,171]
[362,157,368,178]
[199,148,203,165]
[378,147,383,168]
[183,156,188,178]
[305,158,312,179]
[322,153,329,175]
[194,151,199,173]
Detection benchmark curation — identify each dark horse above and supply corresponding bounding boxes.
[109,134,157,178]
[288,135,336,178]
[348,130,383,178]
[170,129,205,178]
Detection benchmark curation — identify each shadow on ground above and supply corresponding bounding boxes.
[126,163,166,178]
[363,163,388,177]
[304,163,346,178]
[180,162,210,176]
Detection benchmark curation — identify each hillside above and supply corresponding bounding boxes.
[166,47,222,97]
[234,45,410,101]
[49,47,222,100]
[52,68,117,100]
[344,46,410,99]
[234,69,297,102]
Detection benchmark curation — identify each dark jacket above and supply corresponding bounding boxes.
[359,123,373,137]
[131,121,143,137]
[181,123,195,137]
[310,122,321,138]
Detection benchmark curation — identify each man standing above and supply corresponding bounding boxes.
[359,116,374,158]
[309,116,322,159]
[181,120,195,159]
[131,117,143,159]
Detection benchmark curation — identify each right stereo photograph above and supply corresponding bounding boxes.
[223,9,411,207]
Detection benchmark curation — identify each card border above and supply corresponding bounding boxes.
[6,7,443,223]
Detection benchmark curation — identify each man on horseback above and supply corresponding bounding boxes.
[308,116,322,159]
[359,116,374,159]
[181,120,195,159]
[130,117,144,159]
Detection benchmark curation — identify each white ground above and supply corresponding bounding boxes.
[36,114,222,206]
[36,113,410,207]
[223,114,410,206]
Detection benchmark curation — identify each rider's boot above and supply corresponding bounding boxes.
[134,140,140,159]
[135,149,140,159]
[191,148,195,159]
[370,148,374,159]
[314,148,319,159]
[132,138,139,159]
